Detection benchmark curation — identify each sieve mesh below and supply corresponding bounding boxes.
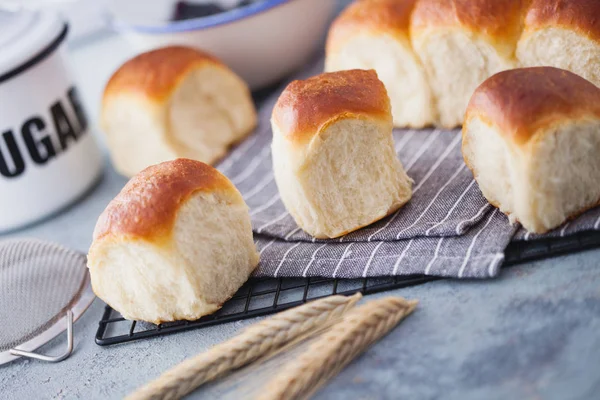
[0,239,88,352]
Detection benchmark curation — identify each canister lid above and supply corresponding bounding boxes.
[0,8,67,82]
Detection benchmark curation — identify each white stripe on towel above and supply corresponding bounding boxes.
[458,209,498,278]
[259,238,277,255]
[395,129,416,152]
[367,133,461,241]
[455,203,491,235]
[404,129,440,171]
[257,211,289,233]
[395,163,465,239]
[273,242,301,277]
[302,243,328,277]
[217,133,261,173]
[425,179,476,236]
[424,238,444,275]
[243,173,274,200]
[250,193,281,216]
[560,222,571,237]
[412,134,462,193]
[332,243,353,278]
[284,227,301,240]
[362,241,384,277]
[488,253,504,277]
[392,239,414,275]
[231,145,271,185]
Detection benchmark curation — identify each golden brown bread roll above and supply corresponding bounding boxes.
[88,158,259,323]
[325,0,435,128]
[410,0,524,128]
[462,67,600,234]
[271,69,413,239]
[101,46,257,177]
[517,0,600,88]
[326,0,600,128]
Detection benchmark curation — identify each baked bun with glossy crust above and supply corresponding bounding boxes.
[462,67,600,234]
[88,158,259,323]
[326,0,600,129]
[101,46,257,177]
[271,69,413,239]
[517,0,600,88]
[410,0,524,128]
[326,0,434,128]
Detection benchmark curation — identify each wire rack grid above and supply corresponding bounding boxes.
[95,230,600,346]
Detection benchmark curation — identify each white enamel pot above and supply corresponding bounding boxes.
[109,0,337,90]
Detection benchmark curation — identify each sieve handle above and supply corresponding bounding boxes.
[9,310,73,363]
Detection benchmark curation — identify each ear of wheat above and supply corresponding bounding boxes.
[258,296,418,400]
[127,293,362,400]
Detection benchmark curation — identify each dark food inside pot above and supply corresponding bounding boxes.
[172,1,261,21]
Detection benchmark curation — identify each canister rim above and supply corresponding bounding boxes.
[0,9,68,84]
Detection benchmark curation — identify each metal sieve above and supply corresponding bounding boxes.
[0,238,94,365]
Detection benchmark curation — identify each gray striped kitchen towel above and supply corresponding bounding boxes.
[217,58,600,279]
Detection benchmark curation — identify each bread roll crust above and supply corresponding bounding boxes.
[465,67,600,145]
[272,70,412,239]
[463,67,600,234]
[524,0,600,42]
[103,46,222,102]
[272,69,391,145]
[325,0,435,129]
[411,0,525,57]
[100,46,256,177]
[93,158,239,241]
[326,0,417,52]
[329,0,600,129]
[88,158,259,323]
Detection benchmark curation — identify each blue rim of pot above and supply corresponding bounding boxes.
[110,0,292,34]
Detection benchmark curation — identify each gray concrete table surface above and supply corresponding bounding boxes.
[1,251,599,400]
[2,4,600,399]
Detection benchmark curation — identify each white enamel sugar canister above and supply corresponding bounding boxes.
[0,8,102,232]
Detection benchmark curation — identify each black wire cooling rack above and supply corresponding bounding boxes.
[95,274,436,346]
[95,230,600,346]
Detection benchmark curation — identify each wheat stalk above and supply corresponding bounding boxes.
[257,296,418,400]
[127,293,362,400]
